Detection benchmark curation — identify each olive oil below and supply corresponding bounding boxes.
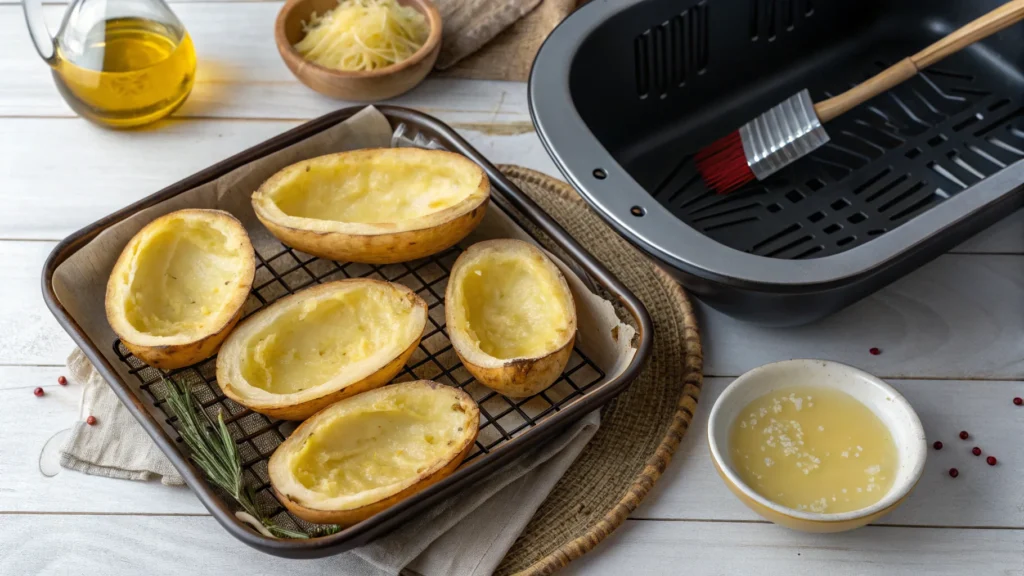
[729,386,898,514]
[52,17,196,128]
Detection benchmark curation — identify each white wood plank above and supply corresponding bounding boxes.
[1,119,296,241]
[0,514,1019,576]
[0,365,205,514]
[0,3,532,124]
[0,118,555,241]
[0,365,65,389]
[699,254,1024,380]
[563,520,1024,576]
[0,242,73,365]
[0,516,278,576]
[636,377,1024,527]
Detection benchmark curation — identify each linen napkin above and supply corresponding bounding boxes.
[60,349,599,575]
[61,349,185,486]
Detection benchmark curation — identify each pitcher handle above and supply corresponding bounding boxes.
[22,0,56,63]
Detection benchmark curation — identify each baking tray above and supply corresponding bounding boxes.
[41,106,652,558]
[530,0,1024,325]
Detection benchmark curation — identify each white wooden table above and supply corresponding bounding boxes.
[2,3,1024,574]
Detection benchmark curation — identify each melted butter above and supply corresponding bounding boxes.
[459,253,570,359]
[729,386,898,514]
[272,154,478,223]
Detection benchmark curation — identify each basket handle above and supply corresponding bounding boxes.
[814,0,1024,123]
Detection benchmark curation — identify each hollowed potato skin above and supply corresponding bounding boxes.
[223,335,422,421]
[252,148,491,264]
[458,336,575,399]
[105,209,255,370]
[257,204,486,265]
[444,239,578,399]
[270,380,480,526]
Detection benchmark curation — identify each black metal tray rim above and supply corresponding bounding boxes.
[529,0,1024,290]
[41,106,653,557]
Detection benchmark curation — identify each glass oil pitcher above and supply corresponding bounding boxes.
[23,0,196,128]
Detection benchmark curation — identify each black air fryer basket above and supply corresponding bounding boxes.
[530,0,1024,325]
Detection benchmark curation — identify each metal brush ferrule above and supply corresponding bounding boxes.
[739,89,829,181]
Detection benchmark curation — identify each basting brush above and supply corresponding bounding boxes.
[695,0,1024,194]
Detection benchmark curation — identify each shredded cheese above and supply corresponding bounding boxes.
[294,0,429,71]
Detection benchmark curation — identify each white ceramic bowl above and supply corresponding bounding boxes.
[707,359,927,532]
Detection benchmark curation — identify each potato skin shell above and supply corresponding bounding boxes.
[219,326,422,421]
[444,239,578,399]
[252,149,490,264]
[271,381,480,526]
[255,204,486,265]
[456,336,575,399]
[105,209,255,370]
[122,308,244,370]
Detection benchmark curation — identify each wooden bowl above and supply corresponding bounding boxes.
[275,0,442,101]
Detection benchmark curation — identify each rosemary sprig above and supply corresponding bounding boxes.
[162,378,309,539]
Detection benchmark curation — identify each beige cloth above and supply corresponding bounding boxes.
[60,349,598,575]
[61,349,185,486]
[436,0,578,81]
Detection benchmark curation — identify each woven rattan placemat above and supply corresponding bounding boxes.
[492,166,703,575]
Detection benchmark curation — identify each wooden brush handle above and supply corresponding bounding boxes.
[814,0,1024,123]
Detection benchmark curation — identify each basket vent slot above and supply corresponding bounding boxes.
[750,0,813,41]
[650,58,1024,259]
[634,2,709,99]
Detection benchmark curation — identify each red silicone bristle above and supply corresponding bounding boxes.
[695,131,755,194]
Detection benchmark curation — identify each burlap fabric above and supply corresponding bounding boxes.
[438,0,578,81]
[492,167,704,575]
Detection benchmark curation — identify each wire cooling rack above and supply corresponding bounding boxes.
[113,239,606,535]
